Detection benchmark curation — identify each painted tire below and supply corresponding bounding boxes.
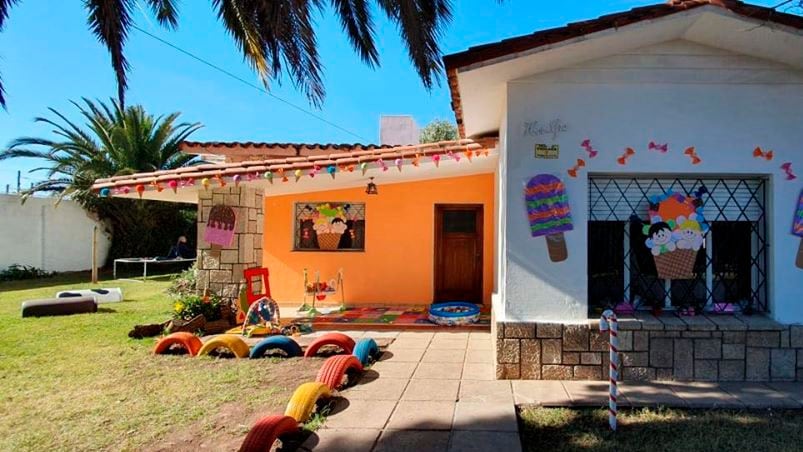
[303,332,356,358]
[249,336,303,359]
[197,335,250,358]
[153,332,202,357]
[352,338,379,366]
[284,382,332,423]
[238,414,299,452]
[428,302,480,326]
[316,355,364,390]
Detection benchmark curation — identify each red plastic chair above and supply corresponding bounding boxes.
[244,267,271,306]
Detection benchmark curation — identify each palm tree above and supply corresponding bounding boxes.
[0,0,455,109]
[0,98,203,259]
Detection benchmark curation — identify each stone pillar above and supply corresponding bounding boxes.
[196,185,264,304]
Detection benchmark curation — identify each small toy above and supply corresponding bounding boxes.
[241,296,281,337]
[525,174,573,262]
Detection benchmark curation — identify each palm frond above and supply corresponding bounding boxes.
[85,0,135,106]
[0,0,20,109]
[331,0,378,66]
[146,0,179,28]
[212,0,270,82]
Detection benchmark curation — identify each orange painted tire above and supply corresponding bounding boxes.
[303,332,356,357]
[239,414,299,452]
[197,335,250,358]
[316,355,364,390]
[153,332,202,356]
[284,382,332,422]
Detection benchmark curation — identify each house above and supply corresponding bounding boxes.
[93,0,803,381]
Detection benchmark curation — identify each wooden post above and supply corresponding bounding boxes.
[91,225,99,284]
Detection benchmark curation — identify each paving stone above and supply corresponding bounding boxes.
[718,361,745,382]
[622,367,655,382]
[462,362,495,381]
[303,428,380,452]
[562,324,589,351]
[720,382,802,409]
[397,331,435,340]
[504,322,535,338]
[467,338,492,351]
[496,339,520,364]
[371,361,418,379]
[375,430,450,452]
[665,382,744,409]
[387,401,455,430]
[433,332,470,341]
[448,431,522,452]
[496,363,520,379]
[581,352,602,365]
[382,348,426,363]
[746,348,770,381]
[541,339,562,364]
[536,323,562,338]
[767,382,803,405]
[573,365,602,380]
[562,381,612,406]
[673,339,694,380]
[633,331,650,351]
[458,380,513,403]
[389,338,432,350]
[620,382,686,407]
[650,338,674,368]
[791,326,803,348]
[770,349,796,381]
[562,352,579,365]
[345,378,409,401]
[453,402,518,432]
[694,339,722,359]
[542,365,573,380]
[512,380,571,406]
[747,331,780,348]
[325,399,397,429]
[588,330,610,352]
[694,360,718,381]
[431,339,471,350]
[722,343,745,360]
[465,348,493,364]
[414,362,463,380]
[622,352,648,367]
[423,348,466,364]
[403,379,459,402]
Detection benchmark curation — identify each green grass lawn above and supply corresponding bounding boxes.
[0,272,321,451]
[519,406,803,452]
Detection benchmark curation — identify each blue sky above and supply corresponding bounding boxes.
[0,0,779,189]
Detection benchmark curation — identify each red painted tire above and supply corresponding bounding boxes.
[303,332,356,358]
[239,414,299,452]
[316,355,364,390]
[153,332,202,357]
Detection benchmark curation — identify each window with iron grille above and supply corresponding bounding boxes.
[588,176,768,317]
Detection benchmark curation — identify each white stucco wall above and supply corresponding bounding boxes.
[503,40,803,324]
[0,195,111,272]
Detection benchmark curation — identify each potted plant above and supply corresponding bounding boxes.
[171,293,229,334]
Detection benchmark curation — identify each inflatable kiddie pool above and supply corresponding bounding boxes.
[428,302,480,326]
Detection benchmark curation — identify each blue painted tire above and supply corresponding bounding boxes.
[249,336,303,359]
[428,302,480,326]
[352,338,379,366]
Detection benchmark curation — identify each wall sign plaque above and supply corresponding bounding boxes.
[535,144,560,159]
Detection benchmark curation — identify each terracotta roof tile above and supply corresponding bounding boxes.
[443,0,803,137]
[92,138,498,192]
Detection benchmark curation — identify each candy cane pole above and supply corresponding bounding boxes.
[600,309,618,431]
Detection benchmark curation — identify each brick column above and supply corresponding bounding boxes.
[196,185,264,304]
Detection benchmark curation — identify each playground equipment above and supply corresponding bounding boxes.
[56,287,123,304]
[352,338,380,366]
[284,382,332,422]
[297,268,345,317]
[21,296,97,318]
[303,332,356,358]
[238,415,299,452]
[249,336,303,359]
[197,335,250,358]
[316,355,364,390]
[428,301,481,326]
[153,332,203,356]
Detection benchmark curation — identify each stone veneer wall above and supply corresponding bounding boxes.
[196,186,264,304]
[494,316,803,382]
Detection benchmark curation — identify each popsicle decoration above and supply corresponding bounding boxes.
[794,189,803,269]
[525,174,573,262]
[205,204,237,248]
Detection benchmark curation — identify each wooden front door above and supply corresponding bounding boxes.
[434,204,483,304]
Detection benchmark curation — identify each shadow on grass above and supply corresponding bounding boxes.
[518,405,803,452]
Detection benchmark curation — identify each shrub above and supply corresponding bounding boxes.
[173,293,223,321]
[0,264,55,282]
[167,265,197,298]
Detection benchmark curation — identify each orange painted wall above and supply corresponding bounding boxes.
[262,173,495,306]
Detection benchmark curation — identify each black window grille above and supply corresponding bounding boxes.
[588,176,768,316]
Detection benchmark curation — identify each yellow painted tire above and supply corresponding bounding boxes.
[197,335,250,358]
[284,382,332,423]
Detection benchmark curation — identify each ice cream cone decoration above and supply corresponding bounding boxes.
[264,170,273,184]
[395,158,403,172]
[432,154,441,167]
[465,149,474,162]
[360,162,368,175]
[643,190,709,279]
[201,178,210,190]
[525,174,573,262]
[294,169,302,182]
[377,158,388,172]
[135,184,145,199]
[168,180,178,194]
[327,165,336,179]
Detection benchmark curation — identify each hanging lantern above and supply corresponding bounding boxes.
[365,177,378,195]
[135,184,145,199]
[168,179,179,194]
[327,165,336,179]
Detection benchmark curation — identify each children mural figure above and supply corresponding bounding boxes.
[645,221,676,256]
[241,296,280,336]
[675,215,705,251]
